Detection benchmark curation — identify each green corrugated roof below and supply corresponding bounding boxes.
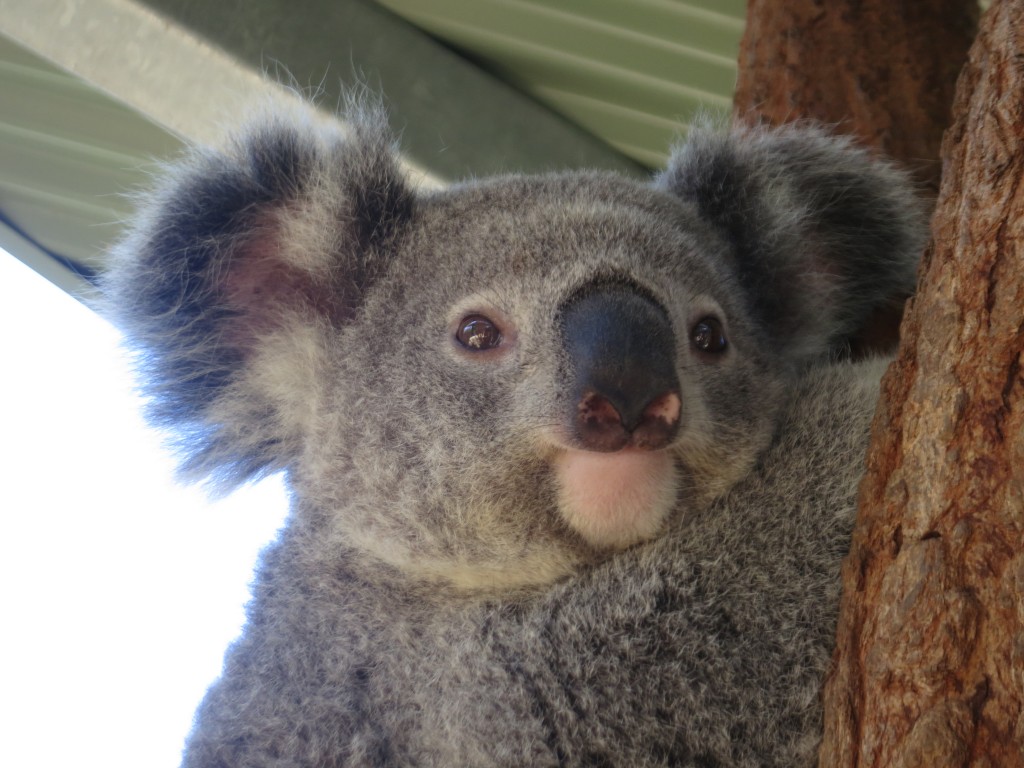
[375,0,745,166]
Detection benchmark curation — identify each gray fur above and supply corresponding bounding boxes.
[104,103,924,767]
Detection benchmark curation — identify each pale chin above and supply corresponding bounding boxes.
[554,448,678,549]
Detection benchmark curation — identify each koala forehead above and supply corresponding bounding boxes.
[390,172,735,314]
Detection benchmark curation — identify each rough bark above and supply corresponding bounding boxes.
[820,1,1024,766]
[733,0,978,195]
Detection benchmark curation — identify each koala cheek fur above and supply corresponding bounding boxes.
[105,99,926,766]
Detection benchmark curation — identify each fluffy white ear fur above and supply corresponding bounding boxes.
[104,106,412,489]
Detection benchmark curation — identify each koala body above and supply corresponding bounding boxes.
[106,104,924,767]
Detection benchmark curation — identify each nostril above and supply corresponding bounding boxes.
[643,391,681,428]
[575,391,630,452]
[574,389,681,452]
[632,390,681,450]
[579,390,622,428]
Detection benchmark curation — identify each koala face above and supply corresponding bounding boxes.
[106,106,922,591]
[299,175,788,587]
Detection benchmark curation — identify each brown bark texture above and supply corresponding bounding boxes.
[733,0,978,195]
[820,1,1024,766]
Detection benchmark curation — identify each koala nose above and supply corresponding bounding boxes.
[560,283,681,452]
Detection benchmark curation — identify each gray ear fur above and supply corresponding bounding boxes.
[104,105,412,488]
[657,122,926,358]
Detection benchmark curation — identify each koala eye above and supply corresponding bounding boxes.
[691,316,728,354]
[456,314,503,351]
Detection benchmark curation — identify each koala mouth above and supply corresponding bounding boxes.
[554,447,678,550]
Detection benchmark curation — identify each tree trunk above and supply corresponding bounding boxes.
[733,0,977,194]
[820,1,1024,764]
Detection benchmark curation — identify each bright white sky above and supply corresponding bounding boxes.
[0,251,290,767]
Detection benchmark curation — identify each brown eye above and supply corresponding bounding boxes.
[691,316,728,353]
[456,315,502,350]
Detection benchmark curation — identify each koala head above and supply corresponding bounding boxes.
[106,106,922,591]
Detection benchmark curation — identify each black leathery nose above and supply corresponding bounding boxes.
[560,283,681,452]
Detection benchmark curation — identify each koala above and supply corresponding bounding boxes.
[104,102,924,767]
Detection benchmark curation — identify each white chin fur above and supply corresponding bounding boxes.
[555,448,677,549]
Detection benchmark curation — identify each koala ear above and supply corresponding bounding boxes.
[657,122,926,358]
[105,105,413,488]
